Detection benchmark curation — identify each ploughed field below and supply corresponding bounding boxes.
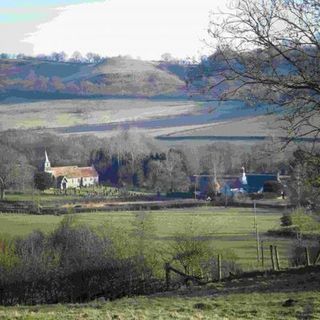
[0,207,291,269]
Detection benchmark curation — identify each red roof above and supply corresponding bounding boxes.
[49,166,98,178]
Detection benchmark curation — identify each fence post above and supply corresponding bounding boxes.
[270,245,276,271]
[256,225,260,263]
[274,246,280,270]
[165,263,171,290]
[218,254,222,281]
[305,247,311,267]
[261,240,264,268]
[314,248,320,265]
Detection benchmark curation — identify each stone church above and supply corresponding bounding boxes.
[43,151,99,189]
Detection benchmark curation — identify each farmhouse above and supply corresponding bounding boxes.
[43,151,99,189]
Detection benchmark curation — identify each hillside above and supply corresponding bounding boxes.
[1,267,319,319]
[0,50,309,100]
[0,57,186,98]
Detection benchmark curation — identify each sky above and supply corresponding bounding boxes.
[0,0,229,60]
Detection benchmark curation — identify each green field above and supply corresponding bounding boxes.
[0,291,319,319]
[0,207,316,319]
[4,187,154,203]
[0,207,291,269]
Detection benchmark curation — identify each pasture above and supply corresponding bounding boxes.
[0,291,319,319]
[0,207,291,269]
[0,98,195,132]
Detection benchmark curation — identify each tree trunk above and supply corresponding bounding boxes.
[0,187,4,200]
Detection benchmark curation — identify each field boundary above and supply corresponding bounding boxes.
[0,198,294,214]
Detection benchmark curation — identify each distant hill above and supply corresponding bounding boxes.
[0,57,186,99]
[0,50,300,101]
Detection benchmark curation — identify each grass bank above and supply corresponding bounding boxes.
[0,290,319,319]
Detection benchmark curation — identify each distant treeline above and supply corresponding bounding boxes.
[0,129,291,194]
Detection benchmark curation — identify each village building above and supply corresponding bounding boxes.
[43,151,99,189]
[196,167,284,197]
[222,167,282,194]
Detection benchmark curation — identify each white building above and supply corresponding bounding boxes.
[44,151,99,189]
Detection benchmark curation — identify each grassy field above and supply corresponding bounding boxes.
[0,207,317,319]
[4,187,155,202]
[0,291,319,319]
[0,98,194,132]
[0,207,291,269]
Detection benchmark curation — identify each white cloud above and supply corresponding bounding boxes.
[23,0,229,60]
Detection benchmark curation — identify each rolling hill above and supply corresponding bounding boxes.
[0,57,186,99]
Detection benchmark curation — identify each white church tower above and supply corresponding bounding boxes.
[44,150,51,172]
[241,166,247,185]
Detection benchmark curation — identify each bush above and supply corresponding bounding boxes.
[201,256,242,280]
[263,180,283,194]
[170,234,212,278]
[291,208,320,237]
[169,221,241,283]
[266,226,298,238]
[0,217,163,305]
[34,172,54,191]
[289,240,320,267]
[281,213,292,227]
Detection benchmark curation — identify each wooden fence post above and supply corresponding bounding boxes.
[256,225,260,263]
[165,263,171,290]
[218,254,222,281]
[305,247,310,267]
[261,240,264,268]
[274,246,280,270]
[270,245,276,271]
[314,248,320,265]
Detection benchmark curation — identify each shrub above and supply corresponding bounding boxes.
[266,226,298,238]
[291,208,320,240]
[289,240,320,267]
[0,216,163,305]
[169,221,241,282]
[34,172,54,191]
[0,239,19,271]
[281,213,292,227]
[201,255,242,280]
[263,180,283,194]
[171,234,212,278]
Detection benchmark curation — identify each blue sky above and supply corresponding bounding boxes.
[1,0,103,8]
[0,0,103,23]
[0,12,47,24]
[0,0,228,60]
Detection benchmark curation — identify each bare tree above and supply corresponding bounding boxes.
[161,53,174,62]
[111,129,162,179]
[206,0,320,144]
[0,146,33,199]
[287,148,320,208]
[50,51,67,62]
[165,149,190,192]
[69,51,84,63]
[86,52,102,63]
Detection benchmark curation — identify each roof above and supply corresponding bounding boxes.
[245,174,278,193]
[49,166,98,178]
[223,173,280,193]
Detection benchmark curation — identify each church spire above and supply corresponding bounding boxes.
[44,150,51,172]
[241,166,247,185]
